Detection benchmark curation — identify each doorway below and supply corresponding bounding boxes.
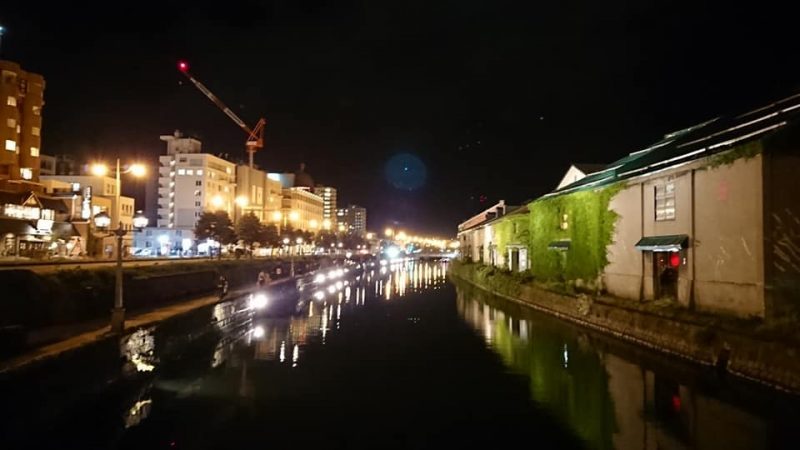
[654,251,680,300]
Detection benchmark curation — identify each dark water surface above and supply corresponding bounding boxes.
[1,260,798,449]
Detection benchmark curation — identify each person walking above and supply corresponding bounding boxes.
[257,270,271,288]
[217,275,229,299]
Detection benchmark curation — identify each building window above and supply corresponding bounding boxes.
[20,168,33,180]
[195,201,201,207]
[196,169,203,176]
[2,70,17,83]
[31,127,40,136]
[30,147,39,157]
[6,96,16,107]
[194,189,201,196]
[187,169,194,175]
[559,213,569,230]
[6,118,14,128]
[195,180,202,187]
[32,106,41,116]
[5,139,16,152]
[178,169,186,175]
[655,183,676,221]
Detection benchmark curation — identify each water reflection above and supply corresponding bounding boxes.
[120,327,157,373]
[455,282,798,450]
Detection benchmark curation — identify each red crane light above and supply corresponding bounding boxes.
[177,60,189,72]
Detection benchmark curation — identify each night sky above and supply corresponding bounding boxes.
[2,1,798,235]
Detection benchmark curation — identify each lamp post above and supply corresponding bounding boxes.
[90,160,146,259]
[235,195,248,223]
[95,210,149,333]
[295,237,303,276]
[283,237,294,277]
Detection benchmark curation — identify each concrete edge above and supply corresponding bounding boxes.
[448,271,800,396]
[0,287,254,375]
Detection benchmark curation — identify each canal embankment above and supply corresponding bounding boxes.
[449,260,800,394]
[0,257,322,357]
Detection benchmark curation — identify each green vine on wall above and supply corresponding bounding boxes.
[495,213,530,260]
[528,183,623,283]
[707,140,763,168]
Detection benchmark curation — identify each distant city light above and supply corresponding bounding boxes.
[385,245,401,259]
[211,195,224,208]
[177,60,189,72]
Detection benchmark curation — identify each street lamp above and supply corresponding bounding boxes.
[95,210,149,333]
[385,228,394,238]
[272,211,282,235]
[90,160,146,257]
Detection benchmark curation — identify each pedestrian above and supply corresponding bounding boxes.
[217,275,229,298]
[257,270,269,288]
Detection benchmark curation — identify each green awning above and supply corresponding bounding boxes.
[635,234,688,252]
[548,240,571,250]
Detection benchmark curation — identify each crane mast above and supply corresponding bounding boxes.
[177,60,265,168]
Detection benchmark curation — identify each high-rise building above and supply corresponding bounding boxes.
[336,204,367,235]
[39,154,80,176]
[280,187,323,232]
[235,165,267,222]
[0,60,45,191]
[39,154,56,176]
[313,185,337,230]
[156,131,236,229]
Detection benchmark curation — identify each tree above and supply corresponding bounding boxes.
[194,211,236,259]
[262,224,280,247]
[236,213,263,257]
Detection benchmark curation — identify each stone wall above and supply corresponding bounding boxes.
[450,261,800,394]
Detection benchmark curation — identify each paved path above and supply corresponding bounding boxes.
[0,257,229,273]
[0,287,253,374]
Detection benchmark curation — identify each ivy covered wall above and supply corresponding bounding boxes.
[528,184,623,283]
[494,212,531,260]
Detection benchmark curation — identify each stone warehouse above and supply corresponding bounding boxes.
[458,94,800,319]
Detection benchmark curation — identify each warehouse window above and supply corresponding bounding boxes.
[655,183,676,221]
[7,96,16,107]
[5,139,16,152]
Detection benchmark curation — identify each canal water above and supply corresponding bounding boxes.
[1,260,799,449]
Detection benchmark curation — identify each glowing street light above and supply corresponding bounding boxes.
[322,218,332,230]
[309,219,319,230]
[366,232,374,240]
[289,211,299,221]
[90,163,109,177]
[385,228,394,237]
[272,211,282,221]
[132,211,149,229]
[211,195,224,209]
[129,164,146,178]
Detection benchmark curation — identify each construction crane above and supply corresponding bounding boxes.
[177,60,266,168]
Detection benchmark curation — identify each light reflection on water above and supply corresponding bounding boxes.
[243,260,450,365]
[455,283,799,450]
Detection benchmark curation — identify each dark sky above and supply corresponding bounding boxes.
[2,1,798,235]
